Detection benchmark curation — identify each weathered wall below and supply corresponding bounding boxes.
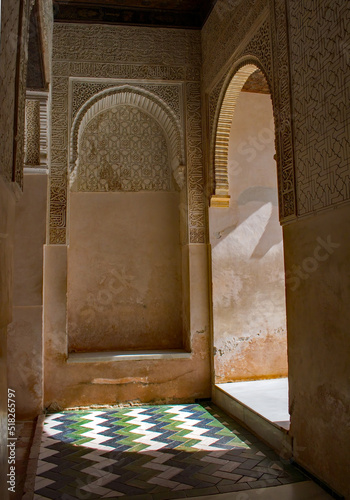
[0,0,30,496]
[284,205,350,499]
[44,22,211,407]
[210,92,287,382]
[284,1,350,498]
[44,243,211,408]
[203,0,350,497]
[0,178,16,500]
[7,173,47,419]
[68,192,183,352]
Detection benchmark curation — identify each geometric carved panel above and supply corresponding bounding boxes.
[205,2,297,222]
[288,0,350,214]
[25,99,41,166]
[77,105,171,192]
[71,80,183,122]
[269,0,297,221]
[50,24,205,244]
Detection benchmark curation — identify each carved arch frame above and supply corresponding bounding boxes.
[70,85,186,190]
[210,56,277,205]
[210,51,297,223]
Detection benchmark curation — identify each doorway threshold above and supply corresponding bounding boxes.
[216,378,290,430]
[67,349,192,363]
[213,378,290,455]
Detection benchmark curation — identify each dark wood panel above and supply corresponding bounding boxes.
[53,0,216,28]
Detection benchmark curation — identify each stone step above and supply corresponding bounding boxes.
[212,385,292,459]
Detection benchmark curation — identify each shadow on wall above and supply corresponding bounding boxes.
[213,186,281,258]
[210,90,288,383]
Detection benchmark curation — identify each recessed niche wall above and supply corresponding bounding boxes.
[67,103,184,352]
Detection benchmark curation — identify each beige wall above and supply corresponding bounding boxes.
[7,173,47,419]
[284,204,350,499]
[202,1,350,498]
[285,2,350,497]
[68,192,183,352]
[44,244,211,408]
[0,178,16,500]
[0,0,23,495]
[44,22,211,407]
[0,0,52,491]
[210,92,287,382]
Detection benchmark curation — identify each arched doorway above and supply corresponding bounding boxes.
[210,63,289,428]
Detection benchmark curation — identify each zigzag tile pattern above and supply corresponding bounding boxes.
[33,404,304,499]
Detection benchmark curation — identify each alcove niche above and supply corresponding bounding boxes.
[67,87,188,353]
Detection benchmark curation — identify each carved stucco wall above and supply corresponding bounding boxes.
[203,2,350,497]
[203,0,350,222]
[50,23,205,244]
[77,105,171,192]
[0,0,33,186]
[288,0,350,215]
[25,99,41,165]
[70,85,185,187]
[201,0,268,91]
[0,0,52,186]
[0,1,20,183]
[202,0,298,222]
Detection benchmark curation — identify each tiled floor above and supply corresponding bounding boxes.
[216,379,290,429]
[22,403,317,500]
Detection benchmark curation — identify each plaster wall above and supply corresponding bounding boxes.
[7,173,47,419]
[0,0,24,493]
[284,3,349,497]
[284,204,350,499]
[203,1,350,497]
[0,0,52,493]
[67,192,183,352]
[0,178,16,500]
[44,244,210,408]
[44,22,210,406]
[210,92,287,382]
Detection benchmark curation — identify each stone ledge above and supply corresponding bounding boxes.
[67,349,192,363]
